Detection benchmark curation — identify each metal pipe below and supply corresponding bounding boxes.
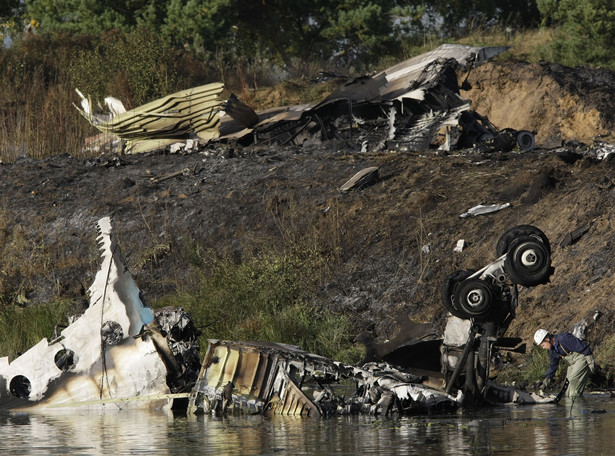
[445,328,476,395]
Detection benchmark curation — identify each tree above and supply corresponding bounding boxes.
[420,0,540,36]
[68,28,180,107]
[21,0,547,74]
[1,0,25,45]
[24,0,167,34]
[161,0,236,55]
[24,0,424,72]
[1,0,22,19]
[537,0,615,66]
[162,0,412,70]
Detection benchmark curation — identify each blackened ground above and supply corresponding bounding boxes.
[2,59,615,372]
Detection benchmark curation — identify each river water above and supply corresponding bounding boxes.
[0,392,612,455]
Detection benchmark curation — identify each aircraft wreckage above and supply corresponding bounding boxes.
[75,44,535,155]
[0,219,560,415]
[0,217,202,412]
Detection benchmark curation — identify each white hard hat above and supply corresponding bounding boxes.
[534,329,549,345]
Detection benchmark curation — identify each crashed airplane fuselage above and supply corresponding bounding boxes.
[188,339,464,417]
[75,83,225,154]
[77,44,535,155]
[221,43,534,153]
[0,218,200,412]
[0,217,463,417]
[0,220,558,415]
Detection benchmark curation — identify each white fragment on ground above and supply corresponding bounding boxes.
[460,203,510,218]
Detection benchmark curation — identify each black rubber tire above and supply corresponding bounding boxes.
[517,130,536,152]
[496,225,551,257]
[441,270,475,319]
[504,236,553,286]
[455,278,496,318]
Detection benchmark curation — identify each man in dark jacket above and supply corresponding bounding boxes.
[534,329,595,397]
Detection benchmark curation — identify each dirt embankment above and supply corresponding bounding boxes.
[462,61,615,146]
[2,58,615,370]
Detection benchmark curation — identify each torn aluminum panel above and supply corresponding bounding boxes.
[459,203,511,218]
[0,217,200,412]
[188,340,462,417]
[317,44,508,107]
[381,43,510,94]
[75,83,225,154]
[188,340,342,416]
[339,166,379,191]
[453,239,466,253]
[484,382,557,404]
[218,44,529,153]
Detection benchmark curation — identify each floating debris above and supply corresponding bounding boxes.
[188,340,463,417]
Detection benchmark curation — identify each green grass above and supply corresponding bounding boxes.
[0,160,363,364]
[0,299,78,361]
[152,245,364,364]
[0,244,365,365]
[495,345,568,387]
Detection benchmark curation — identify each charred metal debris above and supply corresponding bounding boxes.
[0,217,202,412]
[188,340,461,417]
[221,44,535,154]
[0,219,562,416]
[76,44,536,155]
[188,224,560,416]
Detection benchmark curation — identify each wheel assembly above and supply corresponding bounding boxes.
[496,225,550,257]
[440,224,553,403]
[454,278,496,318]
[504,235,553,286]
[441,270,476,319]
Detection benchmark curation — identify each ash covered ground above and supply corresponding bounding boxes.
[2,60,615,370]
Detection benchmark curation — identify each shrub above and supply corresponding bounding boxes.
[153,245,363,364]
[495,345,566,387]
[68,28,180,109]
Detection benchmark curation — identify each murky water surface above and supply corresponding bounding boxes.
[0,393,613,455]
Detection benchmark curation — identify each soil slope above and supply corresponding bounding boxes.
[2,59,615,369]
[462,61,615,145]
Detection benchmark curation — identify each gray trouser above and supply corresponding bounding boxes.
[564,352,590,397]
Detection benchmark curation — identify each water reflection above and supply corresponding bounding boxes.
[0,393,613,455]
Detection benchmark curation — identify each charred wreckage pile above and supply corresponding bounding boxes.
[0,45,554,416]
[0,218,558,416]
[75,44,536,156]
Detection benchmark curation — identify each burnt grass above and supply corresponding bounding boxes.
[3,60,615,378]
[3,142,615,351]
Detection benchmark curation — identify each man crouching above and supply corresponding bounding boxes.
[534,328,596,398]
